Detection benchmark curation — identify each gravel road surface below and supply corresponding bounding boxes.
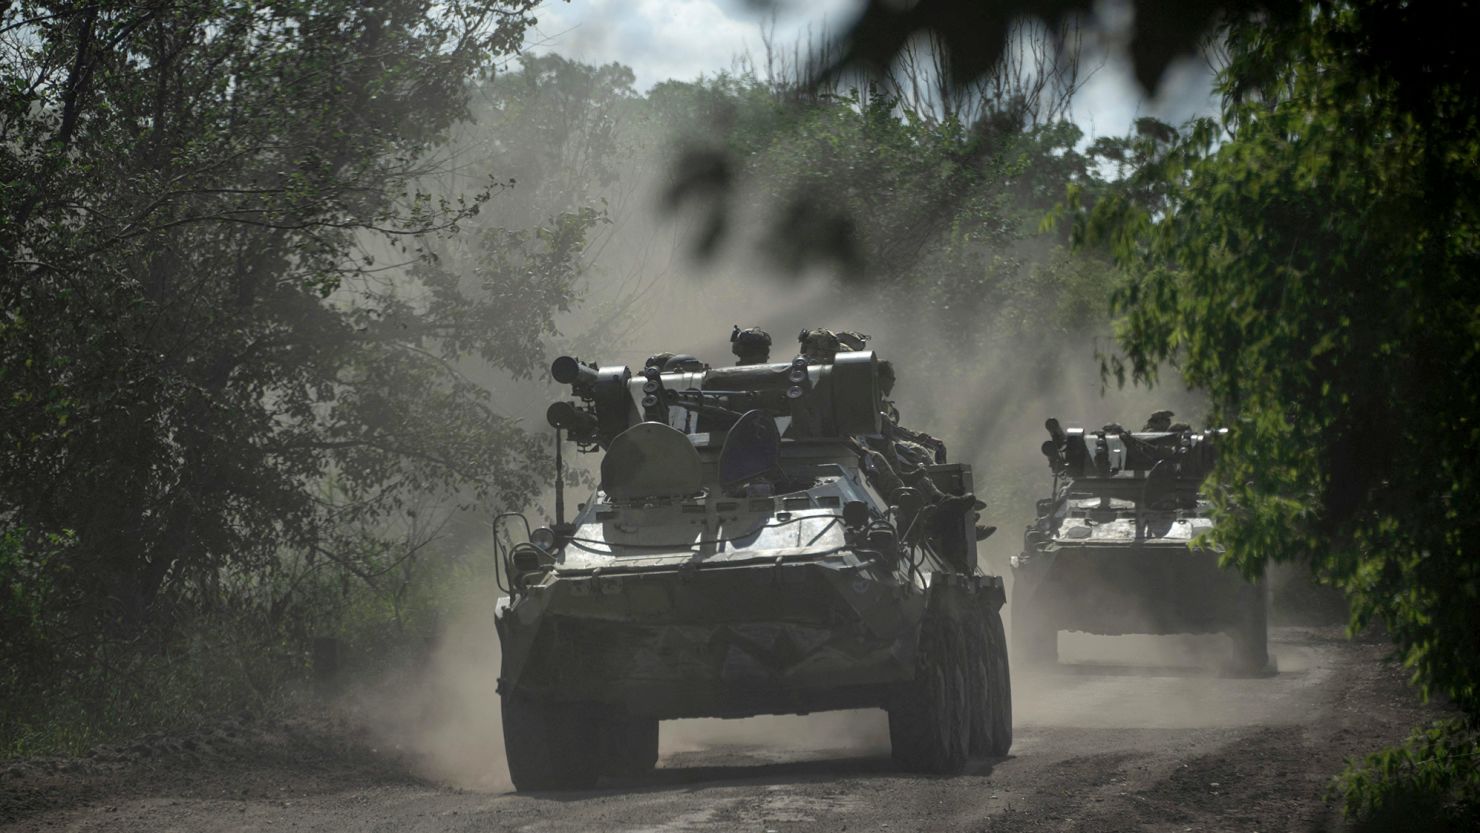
[1,626,1442,832]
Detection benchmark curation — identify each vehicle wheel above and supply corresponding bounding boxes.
[1010,586,1057,666]
[598,715,659,777]
[983,607,1013,756]
[943,624,970,766]
[964,617,994,757]
[501,694,599,791]
[1229,582,1269,674]
[889,616,968,774]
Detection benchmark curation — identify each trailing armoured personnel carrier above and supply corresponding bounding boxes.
[493,336,1011,790]
[1010,416,1268,671]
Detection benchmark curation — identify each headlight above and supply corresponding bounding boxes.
[530,526,557,552]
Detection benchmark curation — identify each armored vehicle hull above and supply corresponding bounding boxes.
[1011,421,1268,671]
[500,556,926,717]
[1011,540,1267,667]
[496,467,1011,790]
[494,349,1012,791]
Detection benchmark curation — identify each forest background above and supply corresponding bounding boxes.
[2,0,1474,827]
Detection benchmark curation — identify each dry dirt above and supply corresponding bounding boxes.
[0,626,1443,833]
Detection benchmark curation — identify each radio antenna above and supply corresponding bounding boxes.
[554,427,566,528]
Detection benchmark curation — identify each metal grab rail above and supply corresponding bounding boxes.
[491,512,531,597]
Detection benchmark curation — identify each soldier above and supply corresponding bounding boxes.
[856,356,989,543]
[857,433,987,542]
[1143,410,1175,432]
[878,360,946,465]
[836,330,869,352]
[798,328,869,362]
[877,360,901,423]
[730,326,772,365]
[661,354,707,373]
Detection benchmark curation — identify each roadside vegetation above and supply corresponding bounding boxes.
[1,0,558,754]
[1082,5,1479,828]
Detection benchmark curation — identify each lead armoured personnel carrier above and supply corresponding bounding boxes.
[493,339,1012,790]
[1010,417,1268,671]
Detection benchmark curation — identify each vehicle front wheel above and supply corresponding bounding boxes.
[984,607,1013,756]
[598,715,659,777]
[502,694,599,791]
[889,617,968,774]
[965,617,994,757]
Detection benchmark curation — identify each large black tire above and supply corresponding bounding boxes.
[943,624,970,766]
[598,715,659,777]
[889,617,968,774]
[983,608,1013,756]
[501,695,599,791]
[1228,582,1269,674]
[1010,584,1057,666]
[965,617,994,757]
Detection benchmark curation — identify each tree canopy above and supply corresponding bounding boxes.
[1070,2,1480,825]
[1,0,596,744]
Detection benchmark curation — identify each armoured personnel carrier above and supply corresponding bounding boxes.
[1010,417,1268,671]
[493,340,1011,790]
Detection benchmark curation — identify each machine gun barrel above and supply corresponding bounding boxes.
[549,357,634,447]
[551,356,599,388]
[546,401,599,435]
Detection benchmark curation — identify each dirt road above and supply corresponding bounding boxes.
[1,626,1442,832]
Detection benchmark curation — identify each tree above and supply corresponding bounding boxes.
[0,0,586,728]
[1070,3,1480,826]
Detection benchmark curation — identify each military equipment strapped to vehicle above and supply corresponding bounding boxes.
[1010,415,1268,671]
[493,329,1012,790]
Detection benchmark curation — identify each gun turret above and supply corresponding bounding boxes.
[550,355,599,389]
[1041,419,1226,482]
[545,357,636,448]
[548,350,881,451]
[545,401,599,437]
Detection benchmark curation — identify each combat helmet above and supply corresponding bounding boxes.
[730,325,772,365]
[798,328,870,362]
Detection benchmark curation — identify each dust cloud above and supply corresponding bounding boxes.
[346,582,511,792]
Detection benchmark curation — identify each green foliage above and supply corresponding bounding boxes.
[1,609,302,757]
[0,527,77,670]
[1073,0,1480,822]
[0,1,607,753]
[0,0,561,629]
[1339,719,1480,832]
